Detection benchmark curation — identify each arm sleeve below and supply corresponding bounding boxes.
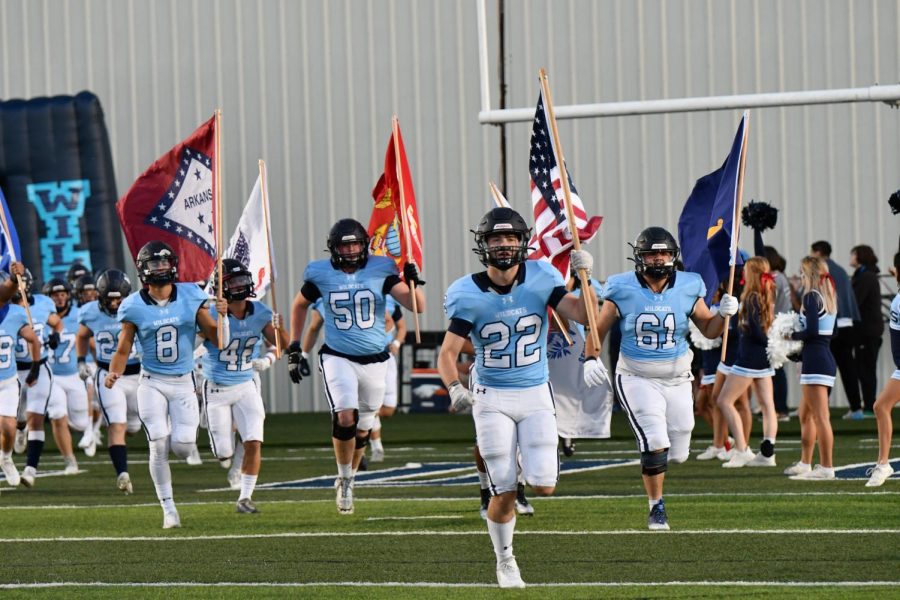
[548,286,568,310]
[382,275,402,295]
[300,281,322,303]
[392,305,404,322]
[791,293,820,341]
[448,317,473,338]
[753,230,765,257]
[745,297,768,343]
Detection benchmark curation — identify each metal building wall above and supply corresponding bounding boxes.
[0,0,896,411]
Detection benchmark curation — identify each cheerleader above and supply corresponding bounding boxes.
[786,256,838,480]
[718,257,778,468]
[864,251,900,487]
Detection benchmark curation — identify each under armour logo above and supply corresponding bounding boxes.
[500,296,515,305]
[475,386,486,395]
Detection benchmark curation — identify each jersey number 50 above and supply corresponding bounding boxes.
[479,314,542,369]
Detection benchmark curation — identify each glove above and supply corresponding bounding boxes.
[25,362,41,386]
[583,357,609,388]
[718,293,739,317]
[403,262,425,287]
[251,356,273,372]
[570,250,594,279]
[271,313,283,330]
[47,331,60,350]
[447,381,474,413]
[287,342,311,383]
[77,358,92,381]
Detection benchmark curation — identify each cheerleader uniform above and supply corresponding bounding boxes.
[717,315,741,376]
[792,291,837,386]
[700,349,720,386]
[730,296,774,378]
[889,292,900,381]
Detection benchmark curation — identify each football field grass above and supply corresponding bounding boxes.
[0,410,898,598]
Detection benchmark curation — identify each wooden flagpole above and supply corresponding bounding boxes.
[215,109,225,350]
[392,115,421,343]
[258,159,281,359]
[0,204,33,328]
[538,69,600,349]
[488,181,573,346]
[720,112,750,361]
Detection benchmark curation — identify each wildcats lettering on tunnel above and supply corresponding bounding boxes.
[26,179,92,280]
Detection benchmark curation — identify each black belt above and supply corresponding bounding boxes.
[17,357,48,371]
[97,361,141,376]
[320,343,389,365]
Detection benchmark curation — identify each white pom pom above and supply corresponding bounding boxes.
[767,312,803,369]
[689,318,722,350]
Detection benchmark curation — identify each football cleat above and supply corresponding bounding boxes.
[77,431,93,450]
[117,472,133,495]
[783,462,811,476]
[13,429,26,454]
[162,508,181,529]
[789,465,835,481]
[20,466,36,488]
[1,456,21,487]
[722,448,755,468]
[696,445,721,461]
[560,437,575,457]
[514,483,534,516]
[185,446,203,466]
[746,453,776,467]
[479,487,491,520]
[647,499,670,531]
[496,556,526,589]
[227,468,242,490]
[865,463,894,487]
[236,498,259,514]
[63,455,79,475]
[370,447,385,463]
[335,477,354,514]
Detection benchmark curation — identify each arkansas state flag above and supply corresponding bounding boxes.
[368,119,424,277]
[116,116,217,283]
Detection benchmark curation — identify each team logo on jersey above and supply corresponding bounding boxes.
[144,147,215,258]
[26,179,93,279]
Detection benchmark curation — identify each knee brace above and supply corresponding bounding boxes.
[170,440,193,459]
[641,449,669,476]
[332,410,359,441]
[355,430,371,450]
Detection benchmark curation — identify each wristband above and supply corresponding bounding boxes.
[77,356,86,364]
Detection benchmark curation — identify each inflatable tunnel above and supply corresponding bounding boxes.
[0,91,123,283]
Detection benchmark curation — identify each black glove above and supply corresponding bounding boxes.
[47,331,60,350]
[403,262,425,287]
[25,362,41,385]
[287,341,305,384]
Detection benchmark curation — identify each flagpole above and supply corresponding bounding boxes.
[215,109,225,350]
[488,181,573,346]
[0,201,33,328]
[258,159,281,359]
[538,69,600,349]
[720,112,750,361]
[392,115,421,344]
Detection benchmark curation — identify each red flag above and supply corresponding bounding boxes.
[368,122,424,277]
[116,116,218,283]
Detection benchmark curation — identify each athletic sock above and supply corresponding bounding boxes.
[337,462,352,479]
[648,496,662,509]
[108,444,128,475]
[26,430,45,469]
[370,438,384,453]
[240,474,258,500]
[487,516,516,561]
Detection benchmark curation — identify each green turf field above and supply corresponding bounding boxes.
[1,410,898,599]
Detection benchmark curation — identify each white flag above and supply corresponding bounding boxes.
[217,175,276,299]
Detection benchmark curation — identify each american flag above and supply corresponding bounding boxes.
[527,89,602,279]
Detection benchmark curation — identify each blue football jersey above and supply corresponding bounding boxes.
[202,301,272,385]
[78,300,141,366]
[444,260,566,389]
[49,308,81,376]
[15,294,56,363]
[302,256,399,356]
[0,304,29,380]
[118,283,209,375]
[601,271,706,363]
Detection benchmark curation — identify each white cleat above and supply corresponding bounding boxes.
[83,436,97,458]
[185,447,203,466]
[20,466,36,488]
[162,508,181,529]
[63,455,79,475]
[746,453,776,467]
[696,445,722,461]
[93,430,104,448]
[13,429,26,454]
[370,447,385,463]
[496,556,526,589]
[1,456,21,487]
[77,430,93,450]
[227,468,242,490]
[722,448,755,468]
[790,465,836,481]
[783,462,811,476]
[335,476,354,514]
[865,463,894,487]
[117,472,133,495]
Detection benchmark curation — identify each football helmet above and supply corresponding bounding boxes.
[44,278,72,311]
[66,263,92,287]
[96,269,132,316]
[631,226,679,279]
[327,218,369,269]
[215,258,256,301]
[73,275,98,305]
[472,207,531,270]
[136,241,178,285]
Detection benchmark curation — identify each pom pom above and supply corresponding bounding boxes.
[767,312,803,369]
[689,318,722,350]
[741,200,779,231]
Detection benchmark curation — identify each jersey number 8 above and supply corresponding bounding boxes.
[156,325,179,363]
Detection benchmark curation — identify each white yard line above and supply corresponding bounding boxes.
[364,515,464,521]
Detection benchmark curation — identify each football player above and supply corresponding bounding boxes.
[201,259,287,513]
[288,218,425,515]
[106,241,227,528]
[591,227,737,530]
[437,207,600,589]
[70,271,105,456]
[76,269,142,494]
[16,269,70,487]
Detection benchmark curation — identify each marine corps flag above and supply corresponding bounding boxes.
[367,119,424,278]
[116,116,218,283]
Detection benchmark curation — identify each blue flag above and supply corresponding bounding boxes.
[678,112,747,304]
[0,186,21,274]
